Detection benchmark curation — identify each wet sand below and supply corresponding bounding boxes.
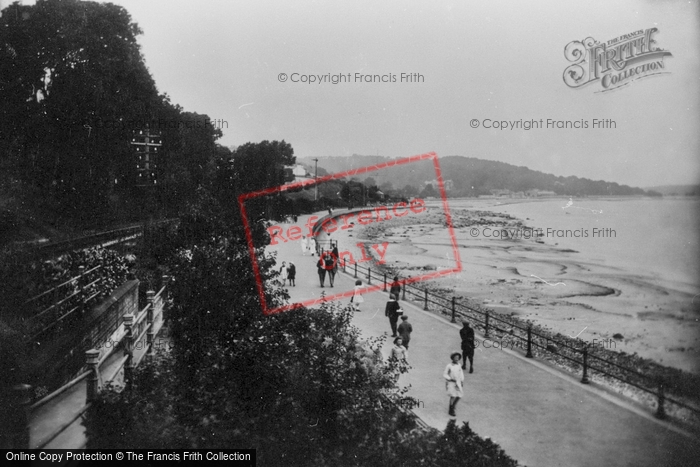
[345,199,700,374]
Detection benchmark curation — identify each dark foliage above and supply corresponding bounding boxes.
[84,186,520,466]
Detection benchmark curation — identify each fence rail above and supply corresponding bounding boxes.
[354,259,700,419]
[318,214,700,424]
[26,219,178,259]
[3,279,170,449]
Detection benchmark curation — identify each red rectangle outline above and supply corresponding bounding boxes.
[238,151,462,315]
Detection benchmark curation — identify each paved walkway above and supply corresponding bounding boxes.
[28,303,166,449]
[270,211,700,467]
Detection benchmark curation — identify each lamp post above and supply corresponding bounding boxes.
[313,158,319,201]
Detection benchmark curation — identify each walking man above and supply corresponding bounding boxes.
[316,256,327,287]
[287,262,296,287]
[397,315,413,349]
[324,251,336,287]
[385,294,402,337]
[460,320,475,373]
[389,276,402,301]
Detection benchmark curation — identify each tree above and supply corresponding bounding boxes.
[420,183,437,198]
[0,0,164,224]
[401,184,419,197]
[229,140,296,221]
[0,0,233,230]
[83,164,519,466]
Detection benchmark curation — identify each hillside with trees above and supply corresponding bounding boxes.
[302,155,660,198]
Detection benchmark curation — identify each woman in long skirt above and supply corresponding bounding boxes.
[443,352,464,417]
[279,261,288,286]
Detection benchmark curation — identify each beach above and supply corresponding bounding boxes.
[341,197,700,374]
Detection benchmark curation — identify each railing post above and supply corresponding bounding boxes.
[123,314,134,387]
[526,325,534,358]
[367,267,371,284]
[85,349,100,401]
[423,289,428,310]
[3,384,31,448]
[354,263,357,278]
[161,275,170,323]
[484,311,490,338]
[383,273,387,292]
[581,345,590,384]
[451,296,456,323]
[656,382,666,419]
[147,290,155,356]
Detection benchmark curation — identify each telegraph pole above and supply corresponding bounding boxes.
[130,126,162,221]
[313,158,319,201]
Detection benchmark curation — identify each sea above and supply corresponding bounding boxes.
[458,197,700,292]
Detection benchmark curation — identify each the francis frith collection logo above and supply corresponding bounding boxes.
[563,28,672,92]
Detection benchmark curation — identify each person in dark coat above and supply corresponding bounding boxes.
[331,245,340,269]
[326,249,337,287]
[460,320,475,373]
[397,315,413,349]
[385,294,402,337]
[316,257,326,287]
[287,262,296,286]
[389,276,402,301]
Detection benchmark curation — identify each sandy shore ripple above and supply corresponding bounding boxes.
[349,199,700,374]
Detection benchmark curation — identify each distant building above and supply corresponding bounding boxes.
[284,164,310,181]
[292,165,308,177]
[423,179,454,191]
[490,189,512,197]
[526,189,557,197]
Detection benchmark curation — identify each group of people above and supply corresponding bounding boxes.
[316,244,339,287]
[385,275,476,419]
[443,320,476,417]
[278,261,296,286]
[300,235,319,256]
[286,231,480,420]
[386,278,412,364]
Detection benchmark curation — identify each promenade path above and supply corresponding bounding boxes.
[268,211,700,467]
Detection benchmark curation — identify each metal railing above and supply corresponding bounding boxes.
[5,279,170,449]
[312,208,700,425]
[29,219,178,259]
[346,258,700,422]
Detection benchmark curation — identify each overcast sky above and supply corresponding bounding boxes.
[38,1,700,186]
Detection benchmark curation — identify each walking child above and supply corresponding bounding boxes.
[443,352,465,417]
[397,315,413,349]
[350,280,364,311]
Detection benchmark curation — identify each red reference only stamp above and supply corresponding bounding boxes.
[239,152,462,315]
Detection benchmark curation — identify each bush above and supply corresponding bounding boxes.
[84,185,519,465]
